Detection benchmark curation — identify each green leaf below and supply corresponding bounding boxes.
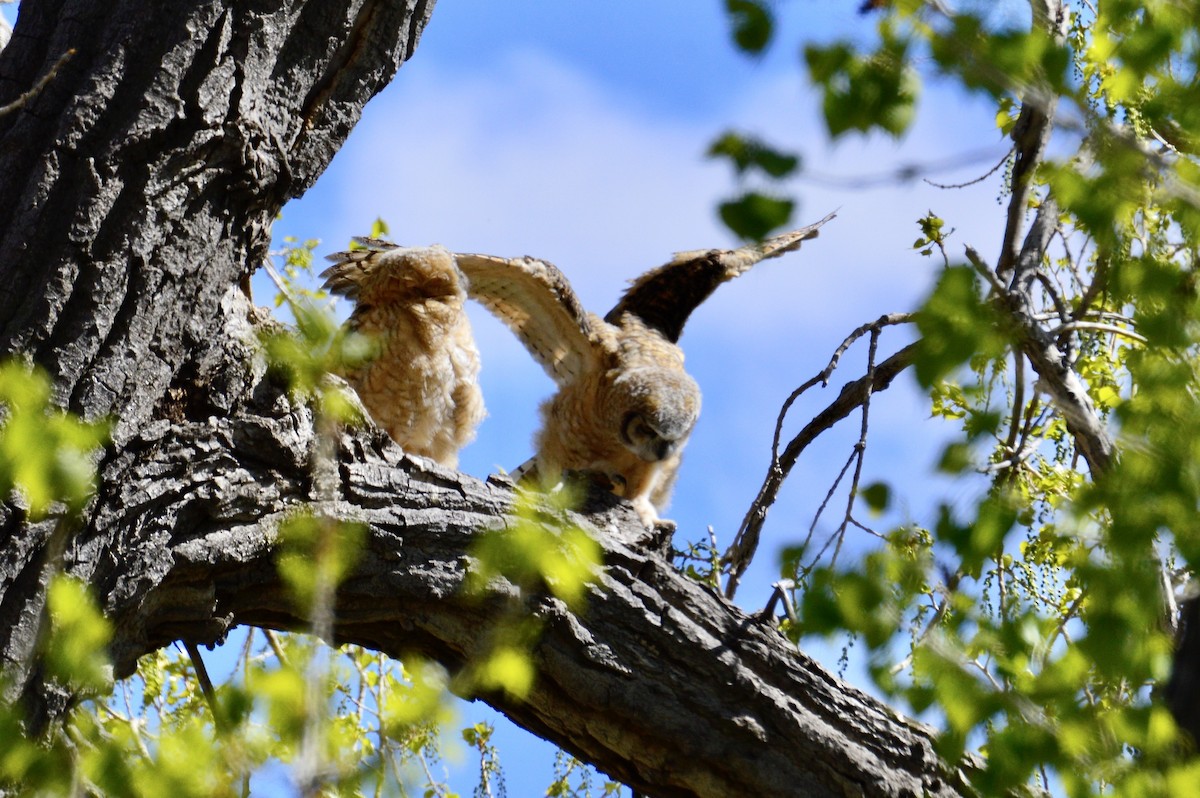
[707,131,800,179]
[725,0,773,55]
[718,192,794,241]
[474,646,535,699]
[370,216,391,239]
[860,482,891,514]
[276,512,367,613]
[0,361,110,517]
[913,266,1008,388]
[934,497,1016,578]
[804,39,919,138]
[466,488,601,610]
[44,576,113,692]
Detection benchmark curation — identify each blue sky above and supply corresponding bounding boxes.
[3,0,1017,793]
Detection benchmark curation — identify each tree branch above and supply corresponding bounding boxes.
[86,315,967,798]
[724,340,918,597]
[966,209,1116,477]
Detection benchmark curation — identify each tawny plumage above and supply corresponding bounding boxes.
[320,242,485,468]
[456,212,835,527]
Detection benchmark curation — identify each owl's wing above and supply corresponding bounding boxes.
[605,211,837,342]
[321,241,377,302]
[454,252,597,385]
[321,238,465,316]
[321,238,409,305]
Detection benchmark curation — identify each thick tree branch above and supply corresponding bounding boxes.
[84,306,967,798]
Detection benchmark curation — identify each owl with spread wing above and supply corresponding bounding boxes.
[320,243,485,468]
[457,212,834,528]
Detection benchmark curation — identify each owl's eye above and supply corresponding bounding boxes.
[621,412,676,461]
[621,412,654,447]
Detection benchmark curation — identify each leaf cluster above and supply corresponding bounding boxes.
[718,0,1200,794]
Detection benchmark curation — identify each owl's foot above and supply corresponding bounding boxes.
[632,496,673,531]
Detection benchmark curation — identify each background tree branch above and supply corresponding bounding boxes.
[725,338,918,597]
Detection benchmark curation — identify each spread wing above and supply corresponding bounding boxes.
[454,252,598,385]
[605,211,837,342]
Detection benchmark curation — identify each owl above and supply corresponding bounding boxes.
[320,242,485,468]
[455,213,834,527]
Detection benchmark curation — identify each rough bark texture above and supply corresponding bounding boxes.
[0,3,968,796]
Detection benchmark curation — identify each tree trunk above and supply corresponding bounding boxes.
[0,3,969,796]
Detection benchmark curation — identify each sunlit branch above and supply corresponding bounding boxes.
[1034,272,1072,326]
[965,211,1116,477]
[1000,351,1027,485]
[1043,321,1147,344]
[759,579,798,623]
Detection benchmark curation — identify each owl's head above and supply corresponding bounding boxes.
[612,369,701,463]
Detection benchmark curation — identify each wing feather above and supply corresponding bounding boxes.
[455,252,597,385]
[321,239,466,318]
[605,211,837,342]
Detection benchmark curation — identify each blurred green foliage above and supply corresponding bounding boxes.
[0,361,109,518]
[719,0,1200,794]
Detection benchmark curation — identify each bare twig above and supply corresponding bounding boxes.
[768,313,914,468]
[0,49,76,118]
[830,327,883,568]
[1043,320,1146,344]
[801,145,1013,190]
[183,640,225,732]
[800,448,859,568]
[965,245,1008,296]
[724,341,919,598]
[759,579,798,623]
[263,627,291,668]
[924,145,1014,190]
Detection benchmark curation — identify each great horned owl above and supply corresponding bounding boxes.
[456,213,834,527]
[320,242,485,468]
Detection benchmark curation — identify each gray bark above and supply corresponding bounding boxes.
[0,2,969,796]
